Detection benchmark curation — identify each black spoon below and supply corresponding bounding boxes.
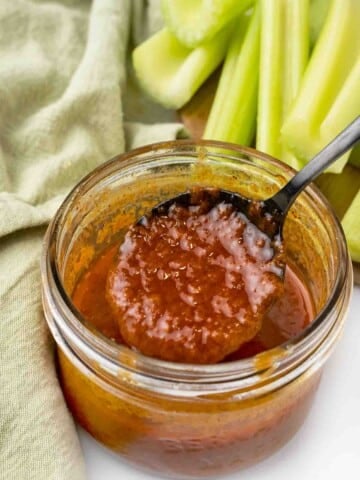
[139,116,360,247]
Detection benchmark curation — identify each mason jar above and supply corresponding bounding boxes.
[41,141,353,479]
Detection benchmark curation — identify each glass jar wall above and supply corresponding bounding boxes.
[41,141,353,478]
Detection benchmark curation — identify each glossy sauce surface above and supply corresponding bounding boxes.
[107,194,286,363]
[73,244,314,362]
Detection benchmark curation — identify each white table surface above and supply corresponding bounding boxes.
[79,286,360,480]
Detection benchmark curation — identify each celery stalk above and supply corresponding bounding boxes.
[203,14,251,139]
[342,189,360,262]
[320,56,360,156]
[256,0,309,169]
[132,26,232,110]
[316,165,360,219]
[281,0,310,169]
[203,8,260,145]
[282,0,309,119]
[256,0,283,158]
[282,0,360,173]
[309,0,331,47]
[161,0,254,47]
[349,144,360,168]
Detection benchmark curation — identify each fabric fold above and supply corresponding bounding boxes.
[0,1,184,478]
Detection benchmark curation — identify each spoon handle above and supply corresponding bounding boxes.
[271,116,360,214]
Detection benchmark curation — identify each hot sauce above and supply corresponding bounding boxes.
[106,193,285,364]
[73,242,313,361]
[67,226,317,478]
[42,141,352,479]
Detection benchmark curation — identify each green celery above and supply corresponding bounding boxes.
[316,165,360,219]
[257,0,283,158]
[282,0,309,119]
[161,0,254,48]
[203,8,260,145]
[281,0,360,173]
[321,56,360,158]
[281,0,310,169]
[342,189,360,262]
[256,0,309,169]
[132,26,232,110]
[349,144,360,168]
[309,0,331,47]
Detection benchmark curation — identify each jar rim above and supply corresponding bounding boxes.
[41,139,352,393]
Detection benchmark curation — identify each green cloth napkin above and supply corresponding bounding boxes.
[0,1,184,478]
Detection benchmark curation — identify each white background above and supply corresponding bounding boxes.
[79,286,360,480]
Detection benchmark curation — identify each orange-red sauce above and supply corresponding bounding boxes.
[106,198,284,364]
[73,244,314,362]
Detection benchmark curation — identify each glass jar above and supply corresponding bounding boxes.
[41,141,353,479]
